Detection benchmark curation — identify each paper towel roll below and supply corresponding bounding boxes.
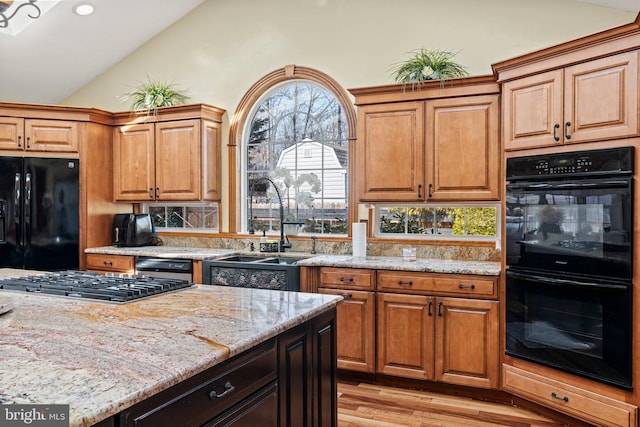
[352,223,367,258]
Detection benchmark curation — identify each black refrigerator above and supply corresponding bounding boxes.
[0,157,80,271]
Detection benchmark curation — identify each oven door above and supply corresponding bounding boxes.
[506,177,632,280]
[506,268,632,389]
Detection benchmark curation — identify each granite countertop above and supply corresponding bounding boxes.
[85,245,239,260]
[0,269,341,427]
[296,255,501,276]
[85,246,501,275]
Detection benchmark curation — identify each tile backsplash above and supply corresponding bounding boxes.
[159,235,500,262]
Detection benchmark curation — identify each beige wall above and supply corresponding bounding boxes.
[63,0,636,231]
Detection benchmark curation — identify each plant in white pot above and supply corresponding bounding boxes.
[121,77,191,116]
[390,48,469,90]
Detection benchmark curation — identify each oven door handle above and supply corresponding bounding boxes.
[506,270,628,290]
[507,180,630,191]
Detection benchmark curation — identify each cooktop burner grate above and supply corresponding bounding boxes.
[0,271,192,303]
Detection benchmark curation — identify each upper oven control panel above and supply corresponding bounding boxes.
[506,146,634,181]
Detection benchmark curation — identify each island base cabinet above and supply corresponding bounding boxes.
[115,308,337,427]
[204,382,278,427]
[279,309,337,427]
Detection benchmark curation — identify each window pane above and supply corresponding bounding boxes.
[147,204,219,232]
[376,205,498,240]
[245,80,348,235]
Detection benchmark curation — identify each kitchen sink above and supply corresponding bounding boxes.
[202,254,306,291]
[213,255,272,263]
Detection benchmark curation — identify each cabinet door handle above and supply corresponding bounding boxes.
[551,392,569,402]
[428,183,433,198]
[154,187,159,199]
[17,136,21,148]
[418,184,422,198]
[26,137,31,149]
[553,123,560,141]
[397,280,413,286]
[339,277,354,282]
[437,301,443,316]
[148,188,154,199]
[339,293,353,298]
[208,381,235,399]
[564,121,571,140]
[427,301,433,316]
[458,284,475,290]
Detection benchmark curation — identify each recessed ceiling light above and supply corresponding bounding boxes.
[73,3,94,16]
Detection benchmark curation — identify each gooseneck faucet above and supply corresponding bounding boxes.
[248,177,291,252]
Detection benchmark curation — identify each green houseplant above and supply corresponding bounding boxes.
[121,77,191,116]
[391,48,469,89]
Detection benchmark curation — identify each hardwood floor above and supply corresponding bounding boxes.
[337,381,567,427]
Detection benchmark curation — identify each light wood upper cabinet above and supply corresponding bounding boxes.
[351,77,500,203]
[0,117,78,152]
[426,95,499,200]
[113,123,156,201]
[357,101,425,202]
[502,51,638,151]
[112,104,224,202]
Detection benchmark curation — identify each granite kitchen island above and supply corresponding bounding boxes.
[0,269,340,427]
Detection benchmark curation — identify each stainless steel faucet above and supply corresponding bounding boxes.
[248,177,291,253]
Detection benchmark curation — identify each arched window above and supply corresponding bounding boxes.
[230,66,356,236]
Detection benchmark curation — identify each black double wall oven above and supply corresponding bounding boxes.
[505,147,634,390]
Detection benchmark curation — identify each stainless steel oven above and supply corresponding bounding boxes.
[505,146,633,389]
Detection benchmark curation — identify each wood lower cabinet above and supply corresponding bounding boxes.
[113,104,224,202]
[85,254,134,274]
[435,297,499,389]
[503,365,637,427]
[376,293,498,388]
[351,76,500,203]
[318,268,375,373]
[0,117,78,152]
[501,50,639,151]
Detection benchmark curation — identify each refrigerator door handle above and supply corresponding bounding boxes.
[24,173,31,252]
[14,173,21,253]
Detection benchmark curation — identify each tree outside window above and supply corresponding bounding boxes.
[245,81,349,235]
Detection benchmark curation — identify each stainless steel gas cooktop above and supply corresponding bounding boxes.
[0,271,192,303]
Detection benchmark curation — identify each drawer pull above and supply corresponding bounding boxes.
[458,284,475,290]
[339,277,354,282]
[550,392,569,402]
[208,381,235,399]
[103,261,113,266]
[397,280,413,286]
[339,293,353,298]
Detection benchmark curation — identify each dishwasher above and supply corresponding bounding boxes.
[135,257,193,282]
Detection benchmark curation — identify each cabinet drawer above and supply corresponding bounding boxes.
[503,365,637,427]
[434,276,496,298]
[320,268,375,290]
[378,271,496,297]
[86,254,134,273]
[120,339,277,427]
[377,271,434,293]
